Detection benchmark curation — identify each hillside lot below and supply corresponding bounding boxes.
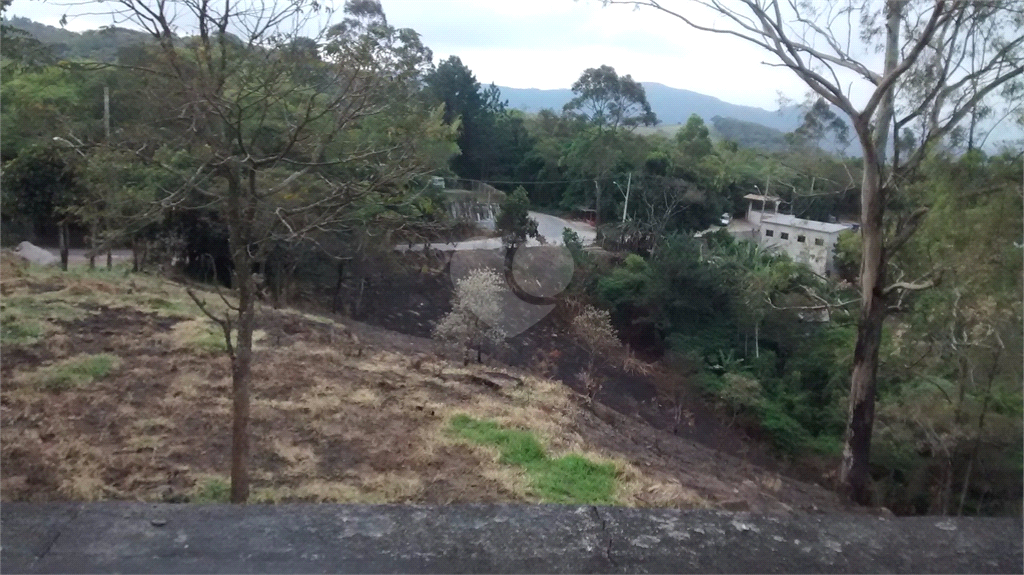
[0,256,853,513]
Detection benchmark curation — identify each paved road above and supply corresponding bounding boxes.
[403,211,596,252]
[25,213,592,260]
[2,503,1020,573]
[42,248,134,266]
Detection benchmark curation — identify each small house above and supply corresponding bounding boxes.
[705,194,856,277]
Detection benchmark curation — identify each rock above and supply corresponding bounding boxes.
[150,518,167,527]
[13,242,59,267]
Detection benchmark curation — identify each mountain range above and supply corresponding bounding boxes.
[497,81,1020,153]
[497,82,805,133]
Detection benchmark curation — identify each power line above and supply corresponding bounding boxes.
[471,175,623,186]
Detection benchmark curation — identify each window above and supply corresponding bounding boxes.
[764,229,774,237]
[780,232,789,240]
[797,235,806,243]
[814,238,824,246]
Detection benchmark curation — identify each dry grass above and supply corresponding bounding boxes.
[1,261,725,510]
[252,480,364,504]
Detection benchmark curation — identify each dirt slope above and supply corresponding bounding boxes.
[0,262,853,513]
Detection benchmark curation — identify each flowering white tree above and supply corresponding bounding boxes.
[434,268,508,365]
[572,305,620,402]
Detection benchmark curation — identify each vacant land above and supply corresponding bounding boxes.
[0,255,852,512]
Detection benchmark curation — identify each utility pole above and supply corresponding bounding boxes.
[103,85,113,269]
[103,86,110,139]
[621,172,631,223]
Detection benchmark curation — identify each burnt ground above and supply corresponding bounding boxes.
[0,264,857,513]
[311,249,829,482]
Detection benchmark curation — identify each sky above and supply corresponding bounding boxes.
[8,0,867,112]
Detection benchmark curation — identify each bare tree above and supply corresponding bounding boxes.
[611,0,1023,503]
[97,0,453,502]
[629,174,702,256]
[572,304,620,403]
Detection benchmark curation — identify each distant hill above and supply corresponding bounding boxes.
[3,15,153,63]
[499,81,1020,154]
[710,116,789,152]
[498,82,804,134]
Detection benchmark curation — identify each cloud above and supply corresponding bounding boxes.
[7,0,817,109]
[380,0,811,108]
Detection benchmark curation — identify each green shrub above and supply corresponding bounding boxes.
[192,478,231,503]
[756,399,814,454]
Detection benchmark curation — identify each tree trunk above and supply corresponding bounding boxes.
[225,167,254,504]
[840,158,889,506]
[106,248,112,270]
[332,259,346,314]
[88,226,97,270]
[59,222,69,271]
[958,352,999,516]
[132,238,140,272]
[230,261,254,504]
[839,0,902,507]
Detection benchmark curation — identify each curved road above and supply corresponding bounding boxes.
[31,213,595,259]
[403,211,596,252]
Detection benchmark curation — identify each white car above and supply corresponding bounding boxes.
[720,213,732,225]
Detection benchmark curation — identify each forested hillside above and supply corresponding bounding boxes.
[1,1,1020,516]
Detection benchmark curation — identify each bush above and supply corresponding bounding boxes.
[192,477,231,503]
[718,372,763,417]
[833,230,861,282]
[756,399,814,454]
[571,305,620,401]
[497,187,540,248]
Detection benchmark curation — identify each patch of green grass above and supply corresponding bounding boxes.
[449,415,547,465]
[125,293,194,319]
[192,327,230,353]
[448,414,617,505]
[32,353,121,392]
[0,315,44,345]
[531,454,617,505]
[0,296,90,346]
[183,321,267,353]
[192,477,231,503]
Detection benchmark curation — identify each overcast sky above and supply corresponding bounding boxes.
[9,0,841,111]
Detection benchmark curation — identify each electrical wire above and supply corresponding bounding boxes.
[466,175,623,186]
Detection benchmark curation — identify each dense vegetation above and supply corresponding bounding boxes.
[1,2,1020,515]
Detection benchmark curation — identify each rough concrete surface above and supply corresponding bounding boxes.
[1,503,1020,574]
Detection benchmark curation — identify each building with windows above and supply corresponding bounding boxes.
[699,194,856,277]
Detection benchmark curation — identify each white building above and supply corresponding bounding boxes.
[701,194,856,277]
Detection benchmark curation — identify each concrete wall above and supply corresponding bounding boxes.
[757,225,844,276]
